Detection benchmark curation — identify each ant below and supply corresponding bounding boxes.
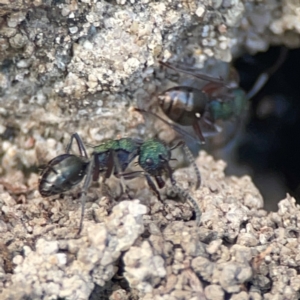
[39,132,202,235]
[147,50,288,145]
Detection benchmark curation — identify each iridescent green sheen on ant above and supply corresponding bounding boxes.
[208,89,248,121]
[93,138,141,172]
[93,138,138,153]
[138,139,171,175]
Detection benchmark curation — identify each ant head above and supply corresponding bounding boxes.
[138,139,171,176]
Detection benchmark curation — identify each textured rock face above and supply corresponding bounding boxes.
[1,0,300,299]
[0,0,297,125]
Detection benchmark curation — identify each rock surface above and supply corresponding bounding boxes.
[1,150,300,299]
[1,0,300,299]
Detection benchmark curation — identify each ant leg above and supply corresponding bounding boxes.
[192,122,206,144]
[182,144,201,190]
[154,175,166,189]
[65,133,88,157]
[92,157,100,181]
[172,184,201,226]
[65,135,75,153]
[169,140,184,151]
[246,47,288,100]
[202,116,222,133]
[158,60,224,84]
[76,155,95,236]
[145,173,162,201]
[103,150,114,183]
[121,171,144,180]
[106,150,132,199]
[168,140,201,189]
[163,161,176,187]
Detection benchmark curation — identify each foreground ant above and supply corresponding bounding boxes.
[39,133,202,235]
[39,134,89,197]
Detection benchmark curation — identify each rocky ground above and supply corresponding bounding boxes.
[1,0,300,299]
[1,151,300,299]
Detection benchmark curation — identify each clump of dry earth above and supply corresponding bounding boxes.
[1,151,300,299]
[1,0,300,299]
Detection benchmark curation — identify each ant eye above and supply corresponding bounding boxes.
[146,158,153,166]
